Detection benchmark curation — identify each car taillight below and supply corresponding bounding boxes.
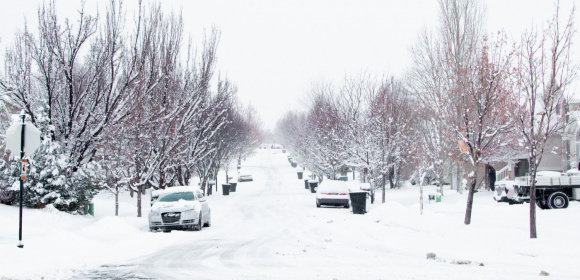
[339,193,347,195]
[505,188,509,195]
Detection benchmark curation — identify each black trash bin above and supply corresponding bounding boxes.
[297,171,303,180]
[222,184,231,196]
[308,180,319,193]
[230,182,237,192]
[304,179,309,190]
[349,191,367,214]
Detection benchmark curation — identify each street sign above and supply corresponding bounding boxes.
[5,116,41,157]
[4,114,41,248]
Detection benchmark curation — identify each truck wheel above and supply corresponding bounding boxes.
[548,192,569,209]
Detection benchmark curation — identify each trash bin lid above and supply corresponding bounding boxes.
[349,190,367,194]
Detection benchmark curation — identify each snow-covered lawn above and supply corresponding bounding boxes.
[1,148,579,279]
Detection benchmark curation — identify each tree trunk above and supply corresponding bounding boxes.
[137,185,142,218]
[530,185,537,238]
[388,167,395,189]
[226,168,229,184]
[484,164,490,190]
[382,173,387,203]
[453,164,463,194]
[215,174,219,192]
[388,170,395,190]
[115,186,119,217]
[464,177,476,225]
[420,171,425,215]
[529,163,537,238]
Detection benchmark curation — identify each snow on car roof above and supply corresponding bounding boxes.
[317,180,350,192]
[151,186,200,197]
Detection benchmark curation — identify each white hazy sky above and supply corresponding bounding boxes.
[0,0,577,130]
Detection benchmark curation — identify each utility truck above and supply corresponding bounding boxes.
[511,171,580,209]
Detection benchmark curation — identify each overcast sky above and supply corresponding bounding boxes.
[0,0,577,130]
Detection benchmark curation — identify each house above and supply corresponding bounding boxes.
[494,99,580,182]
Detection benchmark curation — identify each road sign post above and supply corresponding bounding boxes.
[5,113,41,248]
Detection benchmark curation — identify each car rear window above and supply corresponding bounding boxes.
[159,192,195,202]
[318,184,348,193]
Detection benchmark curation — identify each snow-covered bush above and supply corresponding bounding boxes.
[22,138,104,213]
[0,154,19,205]
[0,135,104,213]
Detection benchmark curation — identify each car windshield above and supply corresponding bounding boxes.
[158,192,195,202]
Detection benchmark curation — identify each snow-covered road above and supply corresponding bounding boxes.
[78,149,377,279]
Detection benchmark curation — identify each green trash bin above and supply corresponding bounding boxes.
[436,193,441,203]
[84,203,94,216]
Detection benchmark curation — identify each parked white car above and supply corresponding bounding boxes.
[316,180,350,208]
[148,186,211,232]
[238,170,253,182]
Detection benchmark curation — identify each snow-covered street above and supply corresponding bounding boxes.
[1,148,580,279]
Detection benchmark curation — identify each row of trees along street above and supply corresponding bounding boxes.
[276,0,576,238]
[0,1,262,217]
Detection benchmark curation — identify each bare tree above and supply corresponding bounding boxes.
[0,1,134,212]
[408,0,487,198]
[409,0,491,224]
[367,78,416,203]
[512,1,576,238]
[457,35,518,225]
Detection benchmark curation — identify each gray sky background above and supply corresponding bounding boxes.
[0,0,577,130]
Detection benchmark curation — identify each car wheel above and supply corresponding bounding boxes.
[149,227,157,232]
[344,202,350,208]
[194,213,203,231]
[163,229,171,233]
[548,192,569,209]
[316,200,321,208]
